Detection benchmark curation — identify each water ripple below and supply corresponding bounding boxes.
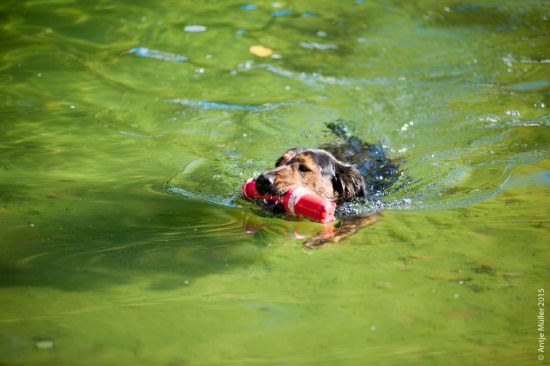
[166,186,242,207]
[474,112,550,128]
[236,62,402,87]
[391,164,515,212]
[299,41,339,50]
[166,98,301,111]
[128,47,188,62]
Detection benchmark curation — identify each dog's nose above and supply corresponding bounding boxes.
[255,173,274,195]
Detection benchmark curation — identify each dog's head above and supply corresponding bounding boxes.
[255,148,365,202]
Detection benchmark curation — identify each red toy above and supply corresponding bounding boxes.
[241,178,336,224]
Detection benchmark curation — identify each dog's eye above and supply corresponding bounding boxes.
[298,164,311,172]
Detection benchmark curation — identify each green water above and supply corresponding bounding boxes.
[1,0,549,365]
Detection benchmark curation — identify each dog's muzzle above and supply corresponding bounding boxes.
[255,172,275,195]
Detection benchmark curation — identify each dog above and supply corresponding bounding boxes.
[255,148,366,202]
[254,122,401,247]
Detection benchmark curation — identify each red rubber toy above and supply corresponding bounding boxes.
[241,178,336,224]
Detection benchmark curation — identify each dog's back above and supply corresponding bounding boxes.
[321,121,401,197]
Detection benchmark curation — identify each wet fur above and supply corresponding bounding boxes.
[255,148,377,248]
[254,122,400,248]
[255,148,365,202]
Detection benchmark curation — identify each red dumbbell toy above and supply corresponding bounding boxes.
[241,178,336,224]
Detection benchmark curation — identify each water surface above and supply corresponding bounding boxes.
[0,1,549,365]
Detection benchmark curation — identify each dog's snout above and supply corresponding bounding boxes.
[255,173,274,195]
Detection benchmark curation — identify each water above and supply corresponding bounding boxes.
[0,1,549,365]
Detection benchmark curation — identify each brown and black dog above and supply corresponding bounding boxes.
[254,122,401,248]
[255,148,365,202]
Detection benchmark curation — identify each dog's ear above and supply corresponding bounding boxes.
[332,162,365,200]
[275,148,303,166]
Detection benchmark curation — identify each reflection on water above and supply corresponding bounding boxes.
[0,0,548,365]
[128,47,188,62]
[167,98,301,111]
